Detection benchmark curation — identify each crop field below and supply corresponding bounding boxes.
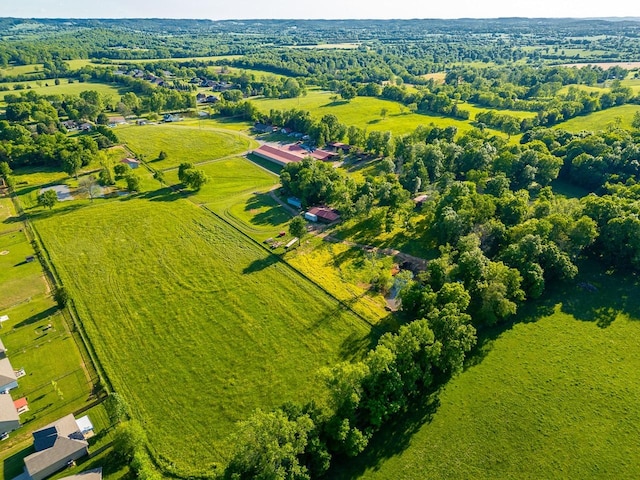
[252,90,482,136]
[116,124,258,170]
[34,198,372,472]
[555,104,640,132]
[335,264,640,480]
[0,80,127,104]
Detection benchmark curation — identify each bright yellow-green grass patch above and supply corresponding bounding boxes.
[461,101,538,120]
[35,199,371,473]
[285,237,389,324]
[0,63,45,77]
[210,65,288,80]
[0,80,127,103]
[179,117,254,132]
[0,231,47,310]
[338,267,640,479]
[116,124,258,170]
[555,104,640,132]
[0,196,19,234]
[252,90,478,136]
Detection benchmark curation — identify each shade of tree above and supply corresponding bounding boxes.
[37,189,58,209]
[289,216,307,246]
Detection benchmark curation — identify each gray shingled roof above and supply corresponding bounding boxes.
[0,393,19,423]
[24,437,88,478]
[0,357,17,388]
[25,414,89,478]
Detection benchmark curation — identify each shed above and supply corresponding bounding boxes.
[307,206,341,224]
[304,212,318,222]
[75,416,94,435]
[284,238,298,249]
[14,397,29,414]
[287,197,302,209]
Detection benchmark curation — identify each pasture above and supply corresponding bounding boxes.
[252,90,481,136]
[555,104,640,132]
[116,124,258,170]
[335,264,640,480]
[0,63,45,77]
[34,198,372,473]
[0,80,127,104]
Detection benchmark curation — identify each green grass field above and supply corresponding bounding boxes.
[252,90,482,137]
[334,263,640,479]
[0,63,45,77]
[555,104,640,132]
[0,80,127,104]
[0,196,102,479]
[116,123,259,170]
[34,198,372,473]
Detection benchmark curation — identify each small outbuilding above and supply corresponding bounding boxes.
[307,206,341,224]
[14,396,29,415]
[304,211,318,222]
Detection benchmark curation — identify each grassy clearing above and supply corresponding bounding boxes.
[555,104,640,132]
[0,196,19,234]
[461,101,538,120]
[0,63,45,77]
[252,90,482,137]
[335,263,640,479]
[35,198,371,472]
[209,65,288,79]
[285,236,390,324]
[116,123,258,170]
[0,231,48,310]
[0,80,127,104]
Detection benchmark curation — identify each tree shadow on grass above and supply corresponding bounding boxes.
[26,201,87,221]
[242,253,280,274]
[138,186,187,202]
[243,193,289,227]
[13,306,59,329]
[558,259,640,328]
[329,392,442,480]
[3,444,34,480]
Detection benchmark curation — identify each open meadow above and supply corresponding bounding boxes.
[34,198,372,473]
[252,90,481,136]
[0,80,127,105]
[115,123,259,170]
[334,262,640,480]
[555,104,640,132]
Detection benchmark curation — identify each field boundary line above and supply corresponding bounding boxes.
[8,187,114,396]
[199,203,382,333]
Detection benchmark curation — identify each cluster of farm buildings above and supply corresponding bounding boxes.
[1,335,98,480]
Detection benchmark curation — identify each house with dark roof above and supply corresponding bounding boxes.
[307,206,341,224]
[0,393,20,435]
[0,339,18,393]
[24,414,89,480]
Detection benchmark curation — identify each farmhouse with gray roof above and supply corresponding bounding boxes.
[24,414,89,480]
[0,338,18,393]
[0,393,20,435]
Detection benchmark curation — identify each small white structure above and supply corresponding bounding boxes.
[0,315,8,327]
[75,416,94,435]
[304,212,318,222]
[284,238,298,249]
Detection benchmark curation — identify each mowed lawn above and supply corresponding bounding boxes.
[336,269,640,479]
[35,199,371,472]
[556,104,640,132]
[252,90,480,136]
[116,124,258,170]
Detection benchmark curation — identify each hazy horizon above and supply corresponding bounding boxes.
[1,0,638,21]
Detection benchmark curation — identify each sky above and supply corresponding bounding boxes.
[0,0,638,20]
